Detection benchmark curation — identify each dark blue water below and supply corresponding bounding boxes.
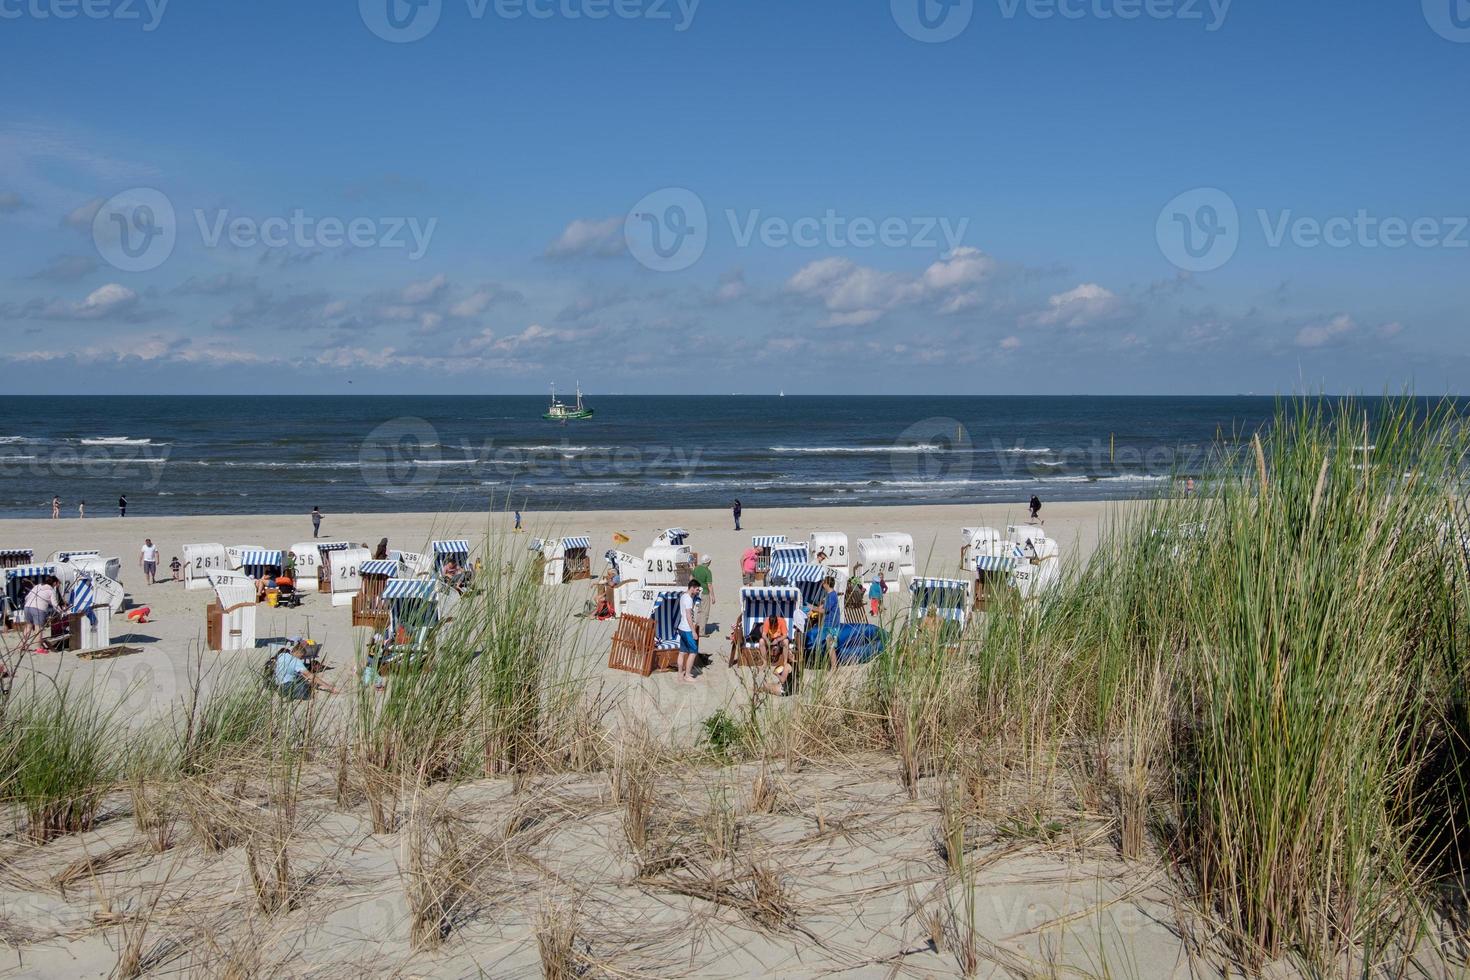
[0,395,1407,517]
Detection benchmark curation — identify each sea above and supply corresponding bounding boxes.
[0,395,1412,518]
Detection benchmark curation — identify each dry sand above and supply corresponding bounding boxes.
[1,501,1125,728]
[0,500,1237,980]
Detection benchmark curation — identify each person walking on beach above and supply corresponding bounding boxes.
[514,509,522,533]
[310,506,323,538]
[77,500,85,519]
[140,538,159,585]
[51,496,60,519]
[677,579,702,685]
[118,494,127,518]
[732,498,742,531]
[1029,494,1042,522]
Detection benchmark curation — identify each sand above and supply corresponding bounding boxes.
[1,500,1238,980]
[1,501,1124,727]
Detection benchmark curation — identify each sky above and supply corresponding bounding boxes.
[0,0,1467,395]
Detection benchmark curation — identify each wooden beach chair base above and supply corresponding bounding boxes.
[607,614,679,677]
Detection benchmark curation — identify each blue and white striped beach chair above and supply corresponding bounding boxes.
[238,549,284,579]
[607,588,692,676]
[767,544,810,583]
[728,586,804,667]
[909,577,973,641]
[431,539,471,571]
[751,535,787,581]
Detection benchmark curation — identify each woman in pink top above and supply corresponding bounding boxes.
[741,546,758,585]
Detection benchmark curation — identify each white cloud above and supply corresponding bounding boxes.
[62,197,104,231]
[714,268,747,304]
[1030,283,1124,328]
[450,288,496,318]
[785,247,998,326]
[921,246,994,292]
[1377,321,1404,339]
[400,273,448,304]
[545,217,624,258]
[999,335,1021,351]
[1295,314,1355,348]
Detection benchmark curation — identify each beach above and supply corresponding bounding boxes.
[2,500,1116,724]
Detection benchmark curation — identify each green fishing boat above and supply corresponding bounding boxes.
[543,382,594,421]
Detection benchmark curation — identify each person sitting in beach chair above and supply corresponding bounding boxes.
[441,558,470,592]
[758,613,793,695]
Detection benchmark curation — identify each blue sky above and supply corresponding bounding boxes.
[1,0,1467,394]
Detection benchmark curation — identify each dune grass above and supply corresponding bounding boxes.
[3,396,1467,976]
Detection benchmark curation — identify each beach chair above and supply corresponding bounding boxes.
[606,589,687,676]
[65,575,112,651]
[908,577,973,646]
[653,527,690,547]
[366,578,460,681]
[727,586,804,668]
[236,548,284,580]
[750,536,787,584]
[352,558,401,628]
[0,549,34,570]
[206,578,258,652]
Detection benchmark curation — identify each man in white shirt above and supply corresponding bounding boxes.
[677,579,702,685]
[140,538,160,585]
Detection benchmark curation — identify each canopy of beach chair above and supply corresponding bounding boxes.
[739,586,804,640]
[560,536,591,550]
[67,575,95,616]
[359,559,400,578]
[751,535,787,549]
[910,577,971,622]
[0,549,33,561]
[238,549,285,575]
[778,563,829,605]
